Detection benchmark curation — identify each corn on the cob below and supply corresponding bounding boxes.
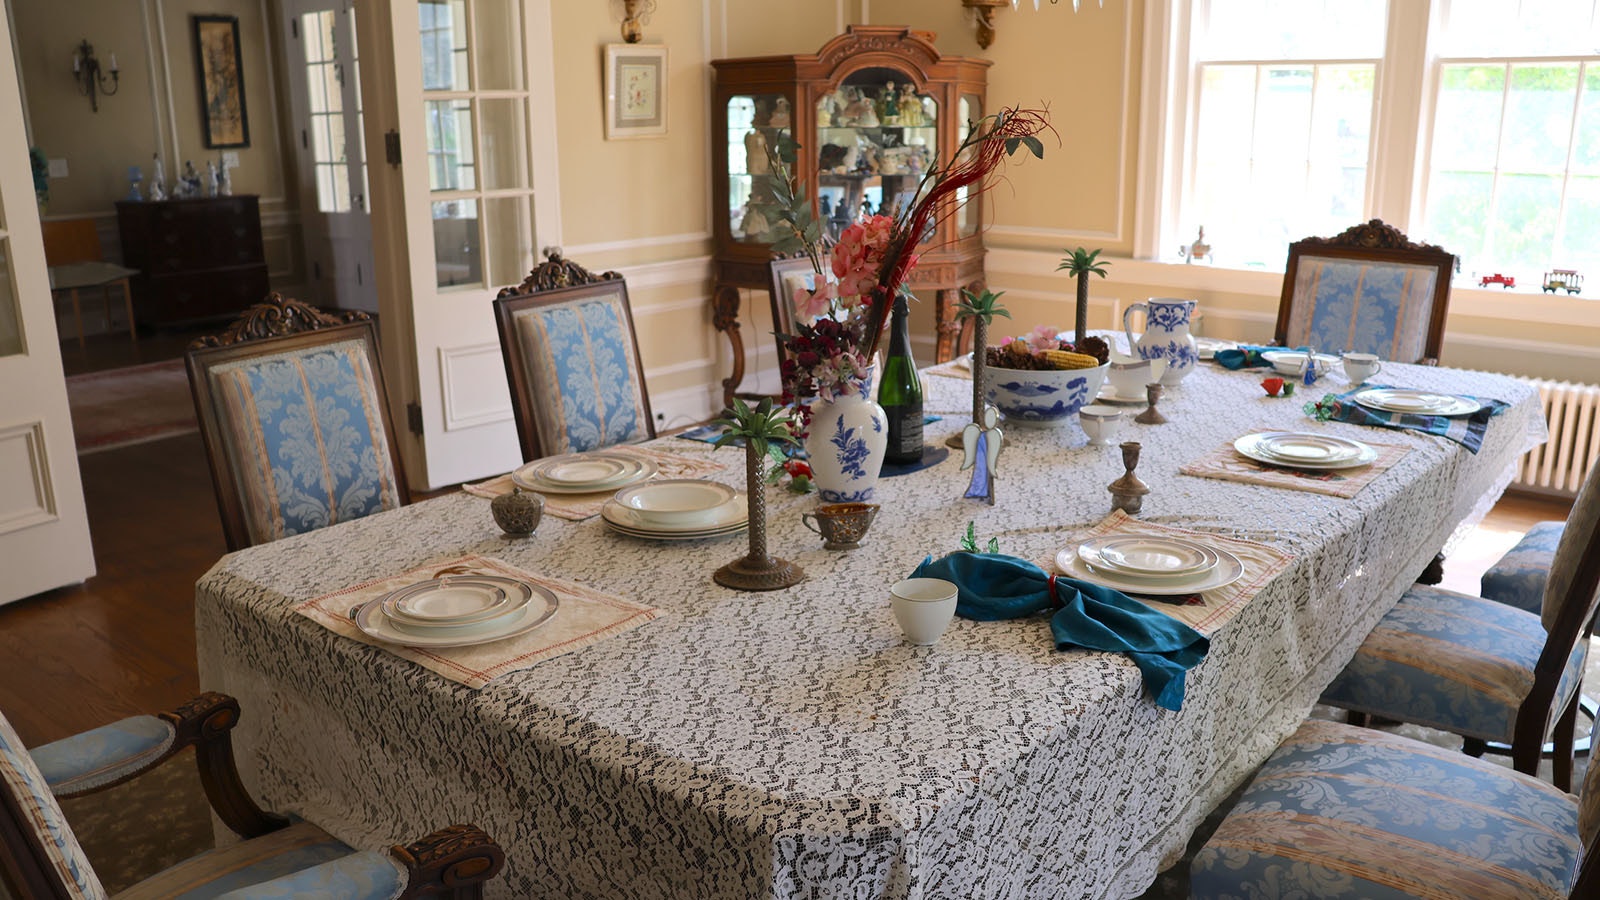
[1040,349,1100,370]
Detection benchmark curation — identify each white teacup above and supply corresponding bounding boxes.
[1107,360,1151,398]
[890,577,959,646]
[1078,405,1122,446]
[1342,352,1384,384]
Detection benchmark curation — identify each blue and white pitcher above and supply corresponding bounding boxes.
[1123,298,1198,386]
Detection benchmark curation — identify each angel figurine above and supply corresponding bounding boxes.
[149,154,167,201]
[961,404,1004,505]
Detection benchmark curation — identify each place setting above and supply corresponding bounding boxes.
[600,478,749,540]
[1055,534,1245,599]
[1306,382,1510,454]
[1179,430,1409,498]
[295,555,665,689]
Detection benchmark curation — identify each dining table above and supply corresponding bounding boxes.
[194,347,1546,899]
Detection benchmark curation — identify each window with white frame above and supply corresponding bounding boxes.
[1160,0,1600,284]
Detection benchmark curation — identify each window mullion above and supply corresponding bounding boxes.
[1553,61,1586,261]
[1482,62,1515,263]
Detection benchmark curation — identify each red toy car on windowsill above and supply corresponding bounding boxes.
[1479,273,1516,289]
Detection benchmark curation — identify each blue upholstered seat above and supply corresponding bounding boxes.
[1190,719,1594,900]
[508,288,651,457]
[1482,520,1566,616]
[207,340,403,547]
[1283,257,1443,362]
[0,711,103,898]
[1320,584,1587,742]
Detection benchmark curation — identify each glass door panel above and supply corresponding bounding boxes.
[478,98,529,190]
[472,1,524,90]
[726,93,790,243]
[958,93,982,237]
[815,68,936,242]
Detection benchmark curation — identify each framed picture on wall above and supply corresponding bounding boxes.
[604,44,668,140]
[193,14,250,148]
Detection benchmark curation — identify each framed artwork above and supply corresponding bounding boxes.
[604,44,668,140]
[193,15,250,148]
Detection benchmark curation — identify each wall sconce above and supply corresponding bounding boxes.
[962,0,1099,50]
[72,39,119,112]
[617,0,657,44]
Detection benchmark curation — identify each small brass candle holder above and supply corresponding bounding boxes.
[1108,441,1151,515]
[1133,383,1168,425]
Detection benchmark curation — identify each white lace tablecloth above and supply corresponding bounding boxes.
[195,357,1545,900]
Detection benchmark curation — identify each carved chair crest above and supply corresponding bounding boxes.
[189,293,372,350]
[1302,218,1458,270]
[497,247,621,298]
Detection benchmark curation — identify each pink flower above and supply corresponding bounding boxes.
[831,216,895,299]
[1024,324,1061,353]
[793,280,835,320]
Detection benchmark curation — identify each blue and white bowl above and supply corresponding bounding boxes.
[984,362,1110,428]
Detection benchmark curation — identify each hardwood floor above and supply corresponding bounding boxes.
[0,426,1575,747]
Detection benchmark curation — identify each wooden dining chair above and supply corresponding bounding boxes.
[1319,456,1600,790]
[493,250,654,462]
[185,294,409,552]
[42,218,137,351]
[0,691,504,899]
[1189,716,1600,900]
[1276,219,1456,365]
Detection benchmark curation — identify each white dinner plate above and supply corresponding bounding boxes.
[1234,432,1378,470]
[1351,388,1481,417]
[1260,350,1341,378]
[1252,432,1364,464]
[614,480,738,527]
[602,518,748,541]
[1078,535,1217,578]
[512,454,658,494]
[601,494,747,535]
[1055,544,1245,596]
[354,582,559,648]
[381,576,530,627]
[528,454,638,488]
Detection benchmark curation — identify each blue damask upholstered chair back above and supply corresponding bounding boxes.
[1275,219,1456,365]
[0,709,105,899]
[494,268,654,462]
[186,296,409,552]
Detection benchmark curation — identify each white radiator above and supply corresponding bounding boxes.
[1513,378,1600,497]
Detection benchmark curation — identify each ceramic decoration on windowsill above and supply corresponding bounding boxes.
[710,397,805,592]
[1178,226,1211,264]
[756,108,1053,503]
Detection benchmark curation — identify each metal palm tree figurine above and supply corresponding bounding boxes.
[1056,247,1110,347]
[711,398,806,591]
[946,288,1011,453]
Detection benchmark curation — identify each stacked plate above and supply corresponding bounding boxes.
[1351,388,1481,417]
[351,575,559,648]
[1234,431,1378,470]
[1193,337,1237,361]
[1055,535,1244,596]
[512,452,658,494]
[602,479,748,540]
[1260,350,1341,378]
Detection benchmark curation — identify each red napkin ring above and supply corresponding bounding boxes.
[1047,573,1066,610]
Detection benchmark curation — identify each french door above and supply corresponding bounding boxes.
[281,0,377,312]
[357,0,560,489]
[0,0,94,604]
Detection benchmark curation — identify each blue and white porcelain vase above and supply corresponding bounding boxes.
[803,366,888,504]
[1123,298,1199,386]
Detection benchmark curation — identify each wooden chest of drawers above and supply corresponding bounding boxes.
[116,196,270,325]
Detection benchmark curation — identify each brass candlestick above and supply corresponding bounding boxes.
[715,441,805,591]
[1108,441,1151,515]
[1133,383,1168,425]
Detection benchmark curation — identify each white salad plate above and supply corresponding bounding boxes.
[1078,535,1218,579]
[1351,388,1481,417]
[1055,544,1245,596]
[381,576,530,627]
[614,479,738,527]
[600,494,748,537]
[354,581,559,648]
[602,518,747,541]
[1260,350,1341,378]
[1234,432,1378,470]
[512,453,658,494]
[1193,337,1237,360]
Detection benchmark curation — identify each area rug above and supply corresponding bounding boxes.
[66,359,198,454]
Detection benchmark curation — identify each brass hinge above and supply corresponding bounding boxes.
[406,401,423,435]
[384,130,402,167]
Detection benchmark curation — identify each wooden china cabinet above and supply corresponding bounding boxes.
[711,27,991,406]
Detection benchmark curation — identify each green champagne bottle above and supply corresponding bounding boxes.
[879,290,924,465]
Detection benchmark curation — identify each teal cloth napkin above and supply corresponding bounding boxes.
[1214,344,1307,371]
[910,552,1210,711]
[1306,384,1508,454]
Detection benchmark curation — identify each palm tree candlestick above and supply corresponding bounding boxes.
[947,289,1012,449]
[1057,247,1110,348]
[711,398,806,591]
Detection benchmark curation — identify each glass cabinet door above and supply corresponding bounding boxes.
[726,93,791,243]
[814,69,938,242]
[957,93,982,238]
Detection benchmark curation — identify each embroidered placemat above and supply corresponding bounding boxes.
[1308,384,1509,454]
[924,358,973,381]
[1178,435,1410,499]
[295,554,663,688]
[1060,511,1294,635]
[463,444,729,520]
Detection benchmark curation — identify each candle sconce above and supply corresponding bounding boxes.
[72,39,119,112]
